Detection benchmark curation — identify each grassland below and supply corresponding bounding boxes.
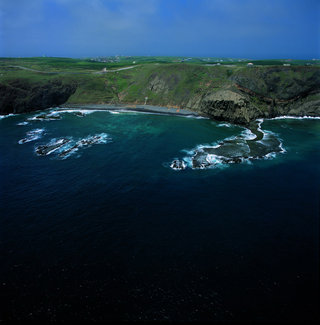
[0,56,318,72]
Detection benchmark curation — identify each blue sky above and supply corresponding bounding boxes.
[0,0,319,58]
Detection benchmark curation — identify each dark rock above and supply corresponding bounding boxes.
[170,159,186,170]
[58,135,104,158]
[74,111,85,117]
[36,138,70,156]
[0,79,77,115]
[33,113,61,120]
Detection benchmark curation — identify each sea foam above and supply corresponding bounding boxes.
[0,114,17,119]
[18,129,45,144]
[35,133,112,159]
[269,115,320,120]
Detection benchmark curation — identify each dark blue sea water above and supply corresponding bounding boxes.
[0,109,319,321]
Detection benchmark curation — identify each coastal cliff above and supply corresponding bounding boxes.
[0,79,76,115]
[133,65,320,124]
[1,64,319,124]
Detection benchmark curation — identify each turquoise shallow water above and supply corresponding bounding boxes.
[0,109,319,321]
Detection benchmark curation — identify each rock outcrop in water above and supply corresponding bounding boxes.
[170,119,285,170]
[34,134,111,159]
[170,159,187,170]
[35,138,70,156]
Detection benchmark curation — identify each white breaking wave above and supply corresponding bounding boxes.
[268,115,320,120]
[18,129,45,144]
[58,133,111,159]
[184,115,209,119]
[106,109,192,118]
[279,140,287,154]
[35,133,112,159]
[35,138,71,156]
[33,107,205,120]
[46,139,70,155]
[217,122,232,128]
[55,109,107,115]
[205,154,224,165]
[255,120,287,155]
[0,114,17,119]
[181,156,193,169]
[28,109,106,121]
[170,159,187,171]
[240,128,257,140]
[28,112,61,121]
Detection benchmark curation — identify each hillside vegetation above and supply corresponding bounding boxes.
[1,58,319,124]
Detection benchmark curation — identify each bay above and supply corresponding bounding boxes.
[0,108,319,321]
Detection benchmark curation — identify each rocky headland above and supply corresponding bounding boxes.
[1,64,319,125]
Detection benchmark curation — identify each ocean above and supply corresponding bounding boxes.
[0,108,319,321]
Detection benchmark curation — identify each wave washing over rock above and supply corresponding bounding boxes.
[269,116,320,120]
[54,109,107,116]
[0,113,17,119]
[18,129,45,144]
[25,108,103,123]
[35,133,111,159]
[28,111,62,121]
[170,119,286,170]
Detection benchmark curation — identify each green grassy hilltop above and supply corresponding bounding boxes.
[1,57,319,124]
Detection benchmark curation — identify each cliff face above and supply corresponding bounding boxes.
[192,90,259,125]
[0,79,76,114]
[195,91,320,124]
[140,65,320,124]
[190,87,320,125]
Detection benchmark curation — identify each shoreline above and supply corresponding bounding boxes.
[58,103,201,117]
[1,106,320,124]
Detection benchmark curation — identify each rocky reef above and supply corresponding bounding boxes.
[170,159,187,170]
[35,138,70,156]
[34,134,111,159]
[170,119,285,171]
